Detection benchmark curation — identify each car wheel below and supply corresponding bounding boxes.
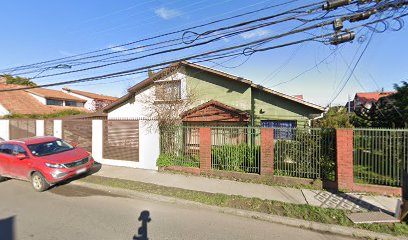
[0,175,7,182]
[31,172,50,192]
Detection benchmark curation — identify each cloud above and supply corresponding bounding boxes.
[240,29,270,40]
[108,45,127,52]
[154,7,182,20]
[108,44,145,53]
[59,50,74,56]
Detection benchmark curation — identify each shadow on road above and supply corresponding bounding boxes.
[48,162,127,198]
[133,210,151,240]
[0,216,15,240]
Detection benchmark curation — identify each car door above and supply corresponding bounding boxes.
[0,144,16,177]
[7,144,32,180]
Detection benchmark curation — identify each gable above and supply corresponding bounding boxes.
[182,100,249,122]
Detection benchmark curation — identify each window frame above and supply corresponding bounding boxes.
[46,98,64,106]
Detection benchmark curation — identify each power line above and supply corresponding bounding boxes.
[9,1,325,77]
[0,0,305,74]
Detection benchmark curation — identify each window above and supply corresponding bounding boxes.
[0,144,14,155]
[261,120,297,140]
[46,99,63,106]
[155,80,181,101]
[0,144,27,156]
[66,101,84,107]
[28,140,74,157]
[13,145,28,156]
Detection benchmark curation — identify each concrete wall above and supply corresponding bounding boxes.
[107,87,154,119]
[36,120,45,136]
[0,120,9,140]
[91,119,159,170]
[0,104,10,117]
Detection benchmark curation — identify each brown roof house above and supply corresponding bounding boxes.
[103,61,325,128]
[0,84,88,117]
[346,91,395,112]
[62,88,118,112]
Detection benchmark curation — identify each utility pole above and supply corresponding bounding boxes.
[348,94,351,113]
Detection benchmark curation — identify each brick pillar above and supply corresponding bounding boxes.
[336,129,354,191]
[199,128,211,173]
[260,128,274,175]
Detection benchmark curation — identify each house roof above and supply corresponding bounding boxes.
[181,100,250,122]
[0,84,89,115]
[103,61,326,112]
[26,88,86,102]
[355,92,395,102]
[62,88,118,101]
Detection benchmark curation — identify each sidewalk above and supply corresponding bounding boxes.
[93,165,399,214]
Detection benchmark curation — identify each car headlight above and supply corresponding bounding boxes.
[45,162,65,169]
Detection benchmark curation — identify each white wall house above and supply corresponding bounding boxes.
[62,88,118,112]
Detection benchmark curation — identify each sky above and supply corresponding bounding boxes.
[0,0,407,106]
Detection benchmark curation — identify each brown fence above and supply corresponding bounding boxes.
[44,119,54,136]
[62,119,92,152]
[9,119,36,140]
[103,120,139,161]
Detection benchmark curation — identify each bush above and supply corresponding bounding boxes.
[211,144,260,173]
[157,153,200,168]
[274,129,336,180]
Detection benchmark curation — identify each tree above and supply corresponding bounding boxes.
[1,74,37,86]
[312,106,354,128]
[354,81,408,128]
[139,64,196,130]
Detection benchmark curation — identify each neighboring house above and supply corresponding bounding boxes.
[62,88,118,112]
[347,91,395,112]
[0,84,88,116]
[103,61,325,128]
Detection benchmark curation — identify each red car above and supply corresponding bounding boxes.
[0,136,94,192]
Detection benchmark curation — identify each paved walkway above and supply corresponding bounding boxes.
[93,165,400,214]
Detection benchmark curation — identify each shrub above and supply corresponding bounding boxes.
[211,144,260,173]
[157,153,199,168]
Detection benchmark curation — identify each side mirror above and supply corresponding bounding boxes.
[72,143,78,147]
[16,153,27,160]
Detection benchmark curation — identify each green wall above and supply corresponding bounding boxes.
[185,66,322,127]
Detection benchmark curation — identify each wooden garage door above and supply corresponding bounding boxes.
[103,120,139,161]
[62,120,92,152]
[9,119,36,140]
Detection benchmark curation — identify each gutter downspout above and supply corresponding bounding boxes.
[308,109,326,127]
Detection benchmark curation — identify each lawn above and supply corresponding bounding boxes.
[80,175,408,237]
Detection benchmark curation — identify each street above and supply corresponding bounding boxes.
[0,180,354,240]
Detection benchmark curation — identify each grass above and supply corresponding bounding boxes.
[79,175,408,237]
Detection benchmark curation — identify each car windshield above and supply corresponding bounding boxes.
[27,140,74,157]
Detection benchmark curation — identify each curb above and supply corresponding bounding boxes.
[72,180,405,240]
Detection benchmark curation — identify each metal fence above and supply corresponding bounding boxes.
[160,126,200,168]
[353,129,408,187]
[211,127,261,173]
[274,128,336,180]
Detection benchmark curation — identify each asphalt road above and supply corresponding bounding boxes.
[0,179,355,240]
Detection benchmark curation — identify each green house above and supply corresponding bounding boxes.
[104,61,325,128]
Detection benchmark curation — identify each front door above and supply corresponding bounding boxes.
[7,144,32,179]
[0,144,17,177]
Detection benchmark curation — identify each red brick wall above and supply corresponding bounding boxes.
[260,128,274,175]
[336,129,354,191]
[199,128,212,173]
